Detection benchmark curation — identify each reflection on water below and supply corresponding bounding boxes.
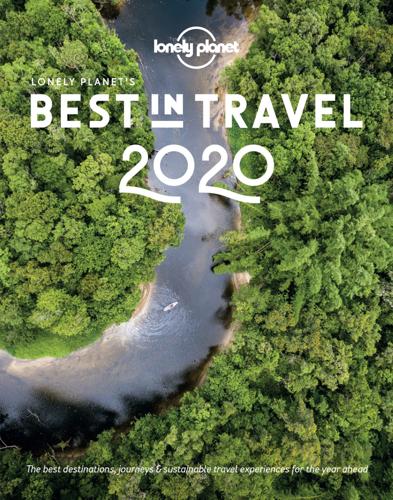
[206,0,261,18]
[0,0,250,451]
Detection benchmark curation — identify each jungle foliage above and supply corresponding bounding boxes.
[0,0,183,357]
[0,0,392,498]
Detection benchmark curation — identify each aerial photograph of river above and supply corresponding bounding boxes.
[0,0,255,451]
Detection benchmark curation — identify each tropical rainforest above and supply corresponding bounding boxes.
[0,0,392,499]
[0,0,183,358]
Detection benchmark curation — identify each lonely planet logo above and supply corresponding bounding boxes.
[153,26,240,69]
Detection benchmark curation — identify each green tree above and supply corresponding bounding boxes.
[0,0,183,354]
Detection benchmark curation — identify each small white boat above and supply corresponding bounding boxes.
[163,301,178,312]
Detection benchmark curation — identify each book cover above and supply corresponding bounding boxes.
[0,0,392,498]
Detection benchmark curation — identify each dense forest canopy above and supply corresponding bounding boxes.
[0,0,183,357]
[0,0,392,498]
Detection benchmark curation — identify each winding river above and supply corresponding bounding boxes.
[0,0,254,451]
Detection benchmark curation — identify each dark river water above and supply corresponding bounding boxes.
[0,0,253,451]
